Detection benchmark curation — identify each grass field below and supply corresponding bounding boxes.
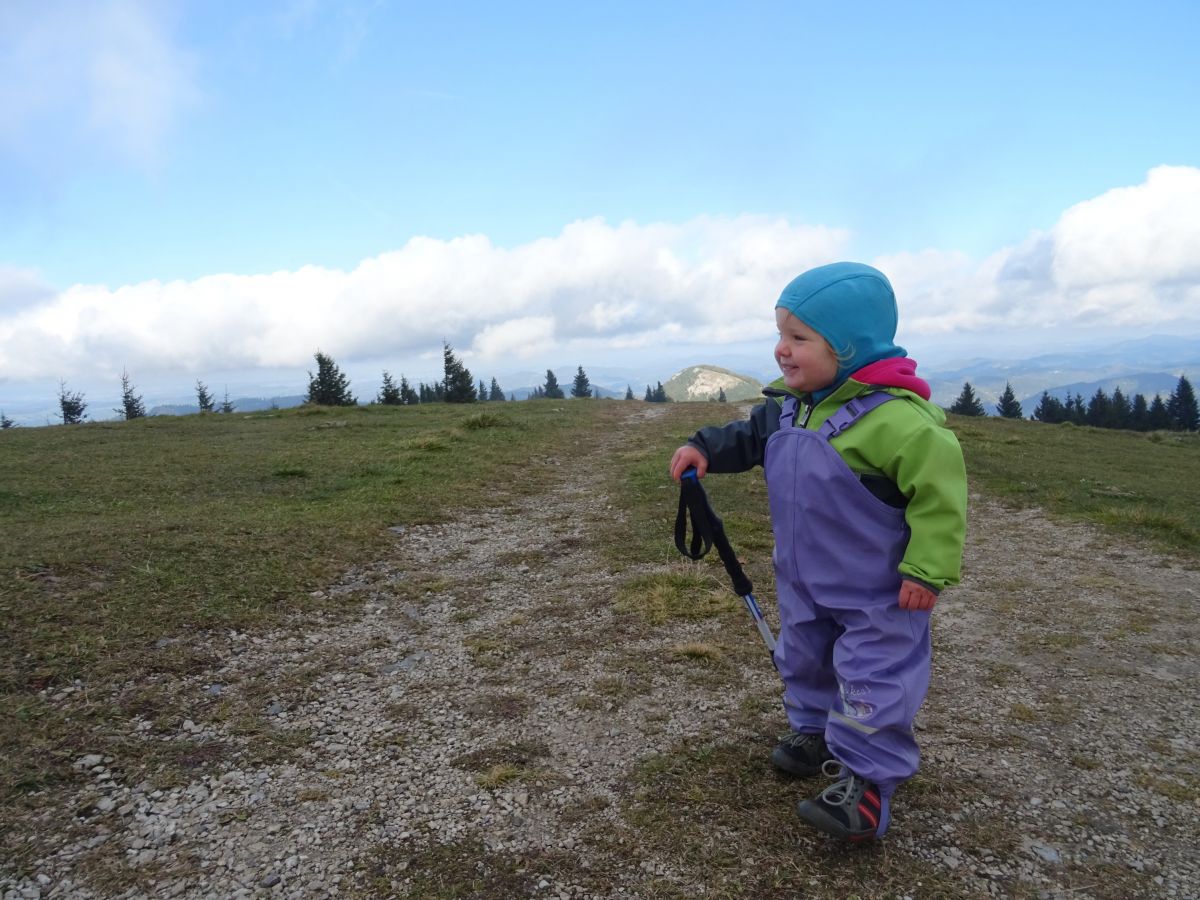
[951,414,1200,555]
[2,401,1197,722]
[2,400,1197,894]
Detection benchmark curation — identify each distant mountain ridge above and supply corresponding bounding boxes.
[150,395,307,416]
[922,335,1200,415]
[662,365,764,402]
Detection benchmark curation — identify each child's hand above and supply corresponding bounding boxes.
[669,445,708,481]
[898,579,937,612]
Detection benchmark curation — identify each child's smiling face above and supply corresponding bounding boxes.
[775,308,839,394]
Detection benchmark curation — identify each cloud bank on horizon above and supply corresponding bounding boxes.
[2,165,1199,386]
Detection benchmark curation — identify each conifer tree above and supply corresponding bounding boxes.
[115,369,146,420]
[1085,388,1111,428]
[624,385,634,400]
[306,351,356,406]
[478,379,488,401]
[1130,394,1150,431]
[377,371,402,405]
[196,380,215,412]
[949,382,985,416]
[442,342,476,403]
[399,375,418,405]
[219,389,235,413]
[571,366,592,398]
[1032,392,1066,424]
[644,385,653,401]
[542,369,565,399]
[1070,393,1087,425]
[1,411,15,428]
[1167,375,1199,431]
[1110,387,1132,430]
[995,382,1023,419]
[488,378,505,401]
[1148,394,1171,430]
[58,380,87,425]
[529,385,545,399]
[718,387,727,402]
[651,382,669,403]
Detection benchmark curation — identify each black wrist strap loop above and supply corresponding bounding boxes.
[674,470,754,598]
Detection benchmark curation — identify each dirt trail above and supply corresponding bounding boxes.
[3,404,1198,899]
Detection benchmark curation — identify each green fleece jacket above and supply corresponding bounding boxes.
[686,375,968,591]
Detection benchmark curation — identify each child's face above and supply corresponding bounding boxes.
[775,308,839,394]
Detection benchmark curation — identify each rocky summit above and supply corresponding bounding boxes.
[663,365,763,402]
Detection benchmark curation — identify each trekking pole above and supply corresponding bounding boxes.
[674,468,776,656]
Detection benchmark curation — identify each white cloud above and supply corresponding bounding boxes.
[0,0,197,167]
[471,317,557,361]
[1052,166,1200,287]
[0,215,847,383]
[3,167,1200,387]
[882,166,1200,342]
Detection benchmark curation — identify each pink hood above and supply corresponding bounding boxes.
[850,357,931,401]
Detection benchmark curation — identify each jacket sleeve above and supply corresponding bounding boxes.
[885,423,968,591]
[686,400,778,473]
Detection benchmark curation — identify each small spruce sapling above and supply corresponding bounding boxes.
[571,366,592,398]
[196,380,215,412]
[949,382,985,416]
[58,380,87,425]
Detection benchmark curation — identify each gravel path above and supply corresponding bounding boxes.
[3,406,1198,899]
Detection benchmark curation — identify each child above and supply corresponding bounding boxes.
[669,261,967,841]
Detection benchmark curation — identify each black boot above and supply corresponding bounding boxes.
[770,730,831,776]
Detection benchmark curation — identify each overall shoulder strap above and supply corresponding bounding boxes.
[778,396,801,429]
[818,392,898,440]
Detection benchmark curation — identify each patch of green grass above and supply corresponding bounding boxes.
[475,763,525,789]
[670,642,724,663]
[1007,703,1040,723]
[460,411,509,430]
[1039,632,1088,650]
[462,636,511,668]
[364,838,594,899]
[452,740,548,775]
[949,415,1200,559]
[615,572,738,625]
[1134,772,1195,802]
[980,661,1020,687]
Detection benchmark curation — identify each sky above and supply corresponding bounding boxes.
[2,0,1199,418]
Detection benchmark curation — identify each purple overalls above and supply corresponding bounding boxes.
[765,392,931,837]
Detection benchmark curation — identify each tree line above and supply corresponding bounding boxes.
[948,376,1199,432]
[21,344,662,427]
[37,354,1194,432]
[310,345,607,406]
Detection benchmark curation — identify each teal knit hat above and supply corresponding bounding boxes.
[775,261,907,399]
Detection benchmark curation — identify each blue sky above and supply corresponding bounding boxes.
[2,0,1199,413]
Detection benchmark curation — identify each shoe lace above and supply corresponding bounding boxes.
[779,731,823,751]
[818,759,867,807]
